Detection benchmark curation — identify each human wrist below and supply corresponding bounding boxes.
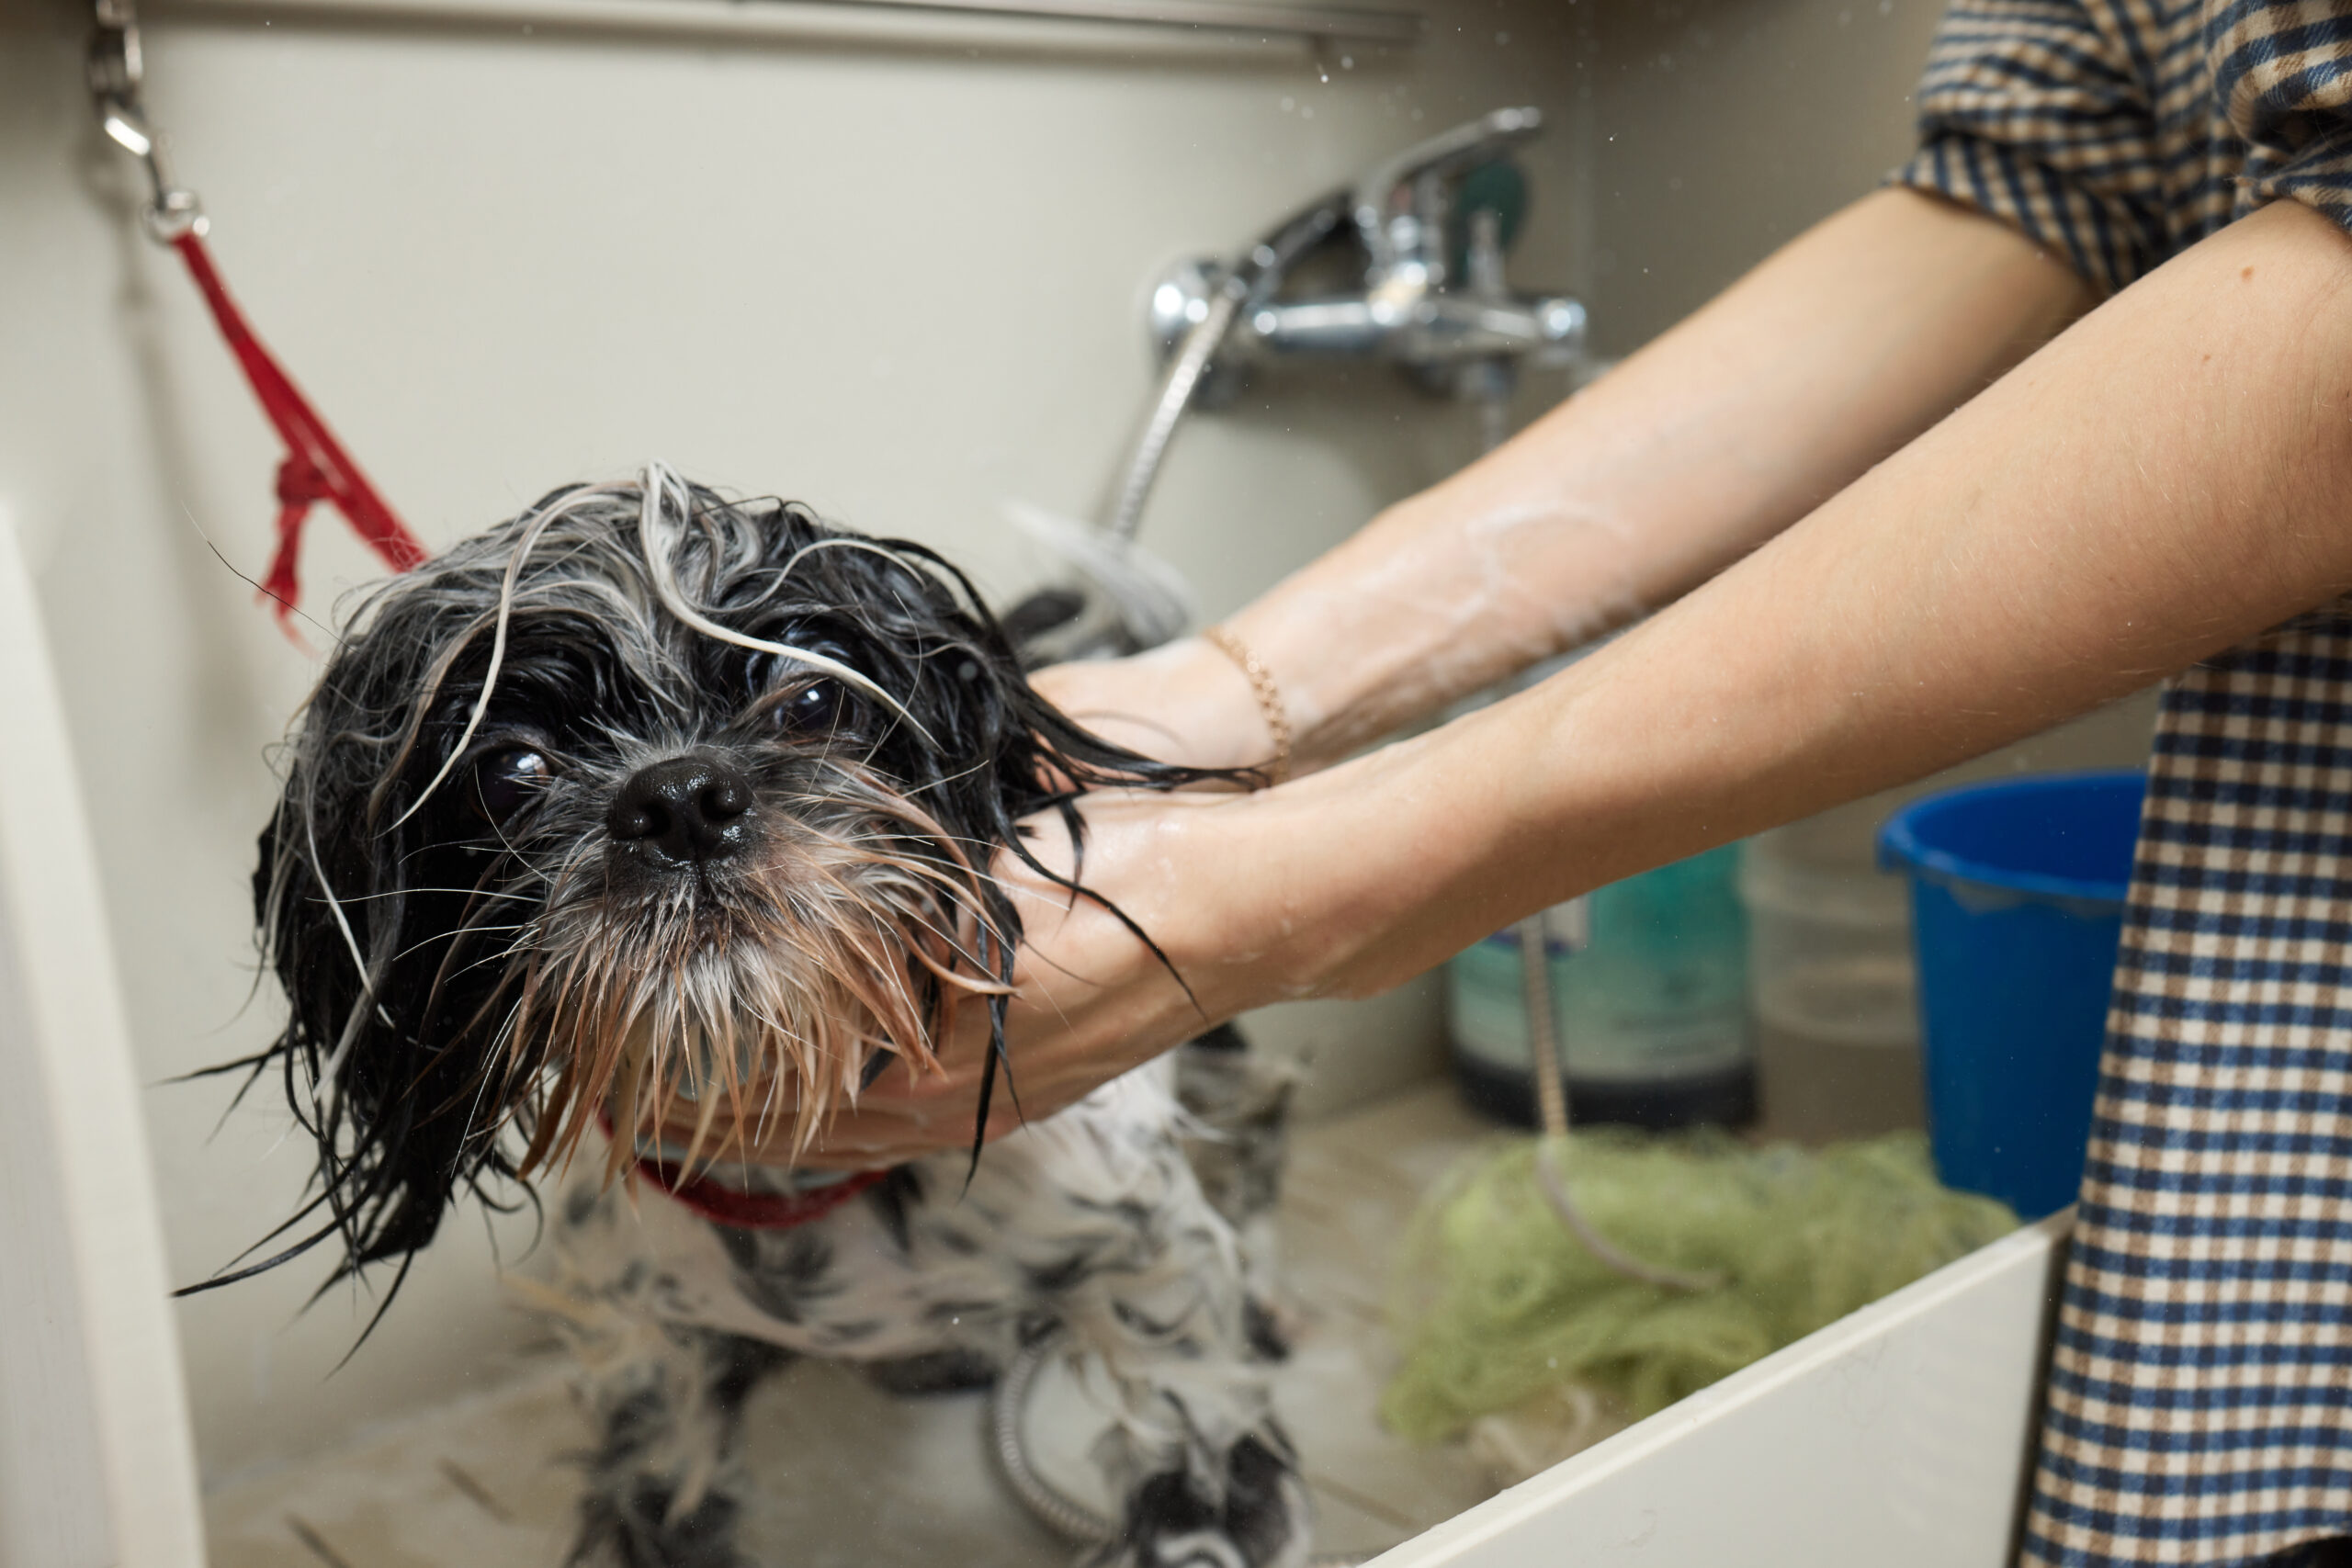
[1217,487,1609,764]
[1031,637,1272,773]
[1227,716,1532,1001]
[1197,626,1295,784]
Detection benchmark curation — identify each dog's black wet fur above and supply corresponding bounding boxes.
[216,471,1229,1294]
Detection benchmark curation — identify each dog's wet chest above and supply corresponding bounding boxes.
[709,1144,1194,1354]
[559,1085,1214,1362]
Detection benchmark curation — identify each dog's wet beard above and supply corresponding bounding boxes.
[512,754,1003,1179]
[205,469,1232,1308]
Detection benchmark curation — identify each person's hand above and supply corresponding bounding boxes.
[665,776,1308,1170]
[644,642,1304,1170]
[639,642,1285,1169]
[652,650,1569,1170]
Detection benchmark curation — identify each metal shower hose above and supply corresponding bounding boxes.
[990,1325,1367,1567]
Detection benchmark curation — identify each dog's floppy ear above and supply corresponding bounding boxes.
[250,816,276,925]
[197,612,533,1317]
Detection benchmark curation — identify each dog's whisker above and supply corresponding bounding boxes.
[323,886,539,905]
[434,940,539,987]
[903,755,999,795]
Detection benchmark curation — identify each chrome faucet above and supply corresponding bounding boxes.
[1147,107,1587,401]
[1003,108,1588,663]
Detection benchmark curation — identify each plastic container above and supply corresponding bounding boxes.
[1739,827,1917,1047]
[1447,843,1754,1130]
[1738,823,1924,1141]
[1877,770,2145,1218]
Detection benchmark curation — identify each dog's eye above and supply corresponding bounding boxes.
[773,680,843,737]
[472,748,552,821]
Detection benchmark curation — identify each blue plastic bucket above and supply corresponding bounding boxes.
[1877,770,2146,1217]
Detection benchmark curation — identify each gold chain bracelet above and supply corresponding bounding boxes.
[1202,625,1293,787]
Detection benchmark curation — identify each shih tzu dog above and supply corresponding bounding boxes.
[221,467,1309,1568]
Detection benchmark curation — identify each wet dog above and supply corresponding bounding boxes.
[226,467,1307,1568]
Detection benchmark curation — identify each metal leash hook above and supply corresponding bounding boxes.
[87,0,206,243]
[79,0,426,632]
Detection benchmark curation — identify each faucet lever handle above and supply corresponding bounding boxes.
[1352,107,1543,285]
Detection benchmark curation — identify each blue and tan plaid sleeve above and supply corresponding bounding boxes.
[1891,0,2170,294]
[2213,0,2352,232]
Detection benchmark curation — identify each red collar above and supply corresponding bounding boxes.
[635,1153,888,1230]
[595,1108,887,1230]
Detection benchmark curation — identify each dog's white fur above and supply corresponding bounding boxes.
[544,1062,1308,1568]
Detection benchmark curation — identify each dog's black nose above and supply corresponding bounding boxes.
[608,757,753,864]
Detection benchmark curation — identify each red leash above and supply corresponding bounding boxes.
[169,231,429,628]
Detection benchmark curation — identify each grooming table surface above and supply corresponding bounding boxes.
[202,1083,1508,1567]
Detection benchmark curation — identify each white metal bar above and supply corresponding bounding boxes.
[157,0,1424,44]
[0,503,208,1568]
[806,0,1419,39]
[1372,1211,2069,1568]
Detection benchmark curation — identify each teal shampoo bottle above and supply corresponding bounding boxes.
[1445,843,1755,1129]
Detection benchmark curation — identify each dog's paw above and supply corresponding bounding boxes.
[569,1481,752,1568]
[1092,1435,1312,1568]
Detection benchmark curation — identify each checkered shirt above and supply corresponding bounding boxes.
[1887,3,2352,1560]
[2019,616,2352,1566]
[1894,0,2352,294]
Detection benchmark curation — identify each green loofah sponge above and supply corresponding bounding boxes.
[1380,1129,2018,1442]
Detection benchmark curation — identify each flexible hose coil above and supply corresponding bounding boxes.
[989,1327,1366,1567]
[991,1328,1118,1543]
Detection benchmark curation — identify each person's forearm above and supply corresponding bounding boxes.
[1265,199,2352,996]
[793,198,2352,1167]
[1080,188,2090,770]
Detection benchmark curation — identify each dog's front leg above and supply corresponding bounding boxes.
[1060,1190,1313,1568]
[569,1325,790,1568]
